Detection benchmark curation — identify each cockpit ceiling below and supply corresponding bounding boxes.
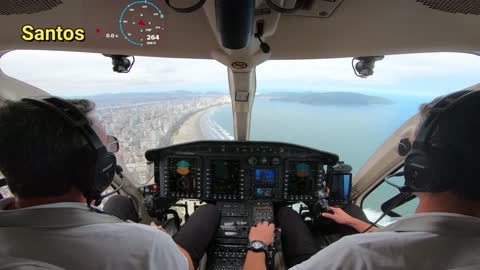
[0,0,479,60]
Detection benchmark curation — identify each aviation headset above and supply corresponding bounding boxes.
[21,96,117,203]
[399,90,480,193]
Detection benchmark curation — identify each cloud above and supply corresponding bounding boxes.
[257,52,479,96]
[258,53,478,84]
[0,50,229,96]
[0,50,478,97]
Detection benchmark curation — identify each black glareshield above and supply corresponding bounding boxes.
[215,0,254,49]
[326,172,352,204]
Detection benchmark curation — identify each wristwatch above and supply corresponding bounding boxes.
[247,240,269,254]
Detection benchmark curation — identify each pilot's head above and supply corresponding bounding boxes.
[0,98,107,202]
[399,90,480,212]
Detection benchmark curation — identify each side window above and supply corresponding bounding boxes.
[361,166,419,226]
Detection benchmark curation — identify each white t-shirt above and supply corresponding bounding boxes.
[0,202,188,270]
[290,212,480,270]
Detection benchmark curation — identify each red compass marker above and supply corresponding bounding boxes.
[138,20,146,26]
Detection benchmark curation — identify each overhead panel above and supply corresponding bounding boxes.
[1,0,480,59]
[0,0,218,59]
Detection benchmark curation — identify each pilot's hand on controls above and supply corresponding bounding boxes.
[249,221,275,245]
[321,206,355,226]
[150,222,166,233]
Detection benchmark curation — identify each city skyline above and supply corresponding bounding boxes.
[95,95,229,184]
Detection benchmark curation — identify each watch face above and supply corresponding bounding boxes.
[252,241,263,249]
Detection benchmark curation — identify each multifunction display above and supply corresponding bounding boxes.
[288,162,317,196]
[212,160,242,196]
[327,173,352,204]
[255,169,275,184]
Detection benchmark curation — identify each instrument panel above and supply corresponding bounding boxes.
[144,141,347,270]
[145,141,340,202]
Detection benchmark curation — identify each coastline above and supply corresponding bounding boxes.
[170,104,224,145]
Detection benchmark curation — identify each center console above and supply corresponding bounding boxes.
[207,201,276,270]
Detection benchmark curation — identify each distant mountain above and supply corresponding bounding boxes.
[74,91,226,107]
[261,92,394,106]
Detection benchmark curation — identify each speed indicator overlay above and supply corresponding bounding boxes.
[119,1,166,46]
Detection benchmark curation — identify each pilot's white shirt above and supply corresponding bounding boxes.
[0,202,189,270]
[291,212,480,270]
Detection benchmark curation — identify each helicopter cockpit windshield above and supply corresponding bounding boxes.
[2,51,478,188]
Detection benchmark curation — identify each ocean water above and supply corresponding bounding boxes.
[201,94,434,224]
[206,95,431,173]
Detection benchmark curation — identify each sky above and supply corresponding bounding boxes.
[0,50,479,98]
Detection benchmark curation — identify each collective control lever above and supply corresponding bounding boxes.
[144,194,155,216]
[312,180,333,221]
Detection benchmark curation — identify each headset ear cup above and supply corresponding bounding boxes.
[404,150,433,191]
[93,151,117,196]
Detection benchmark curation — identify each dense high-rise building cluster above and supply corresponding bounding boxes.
[95,95,229,184]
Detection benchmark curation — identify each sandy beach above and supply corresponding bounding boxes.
[168,106,219,219]
[170,107,210,145]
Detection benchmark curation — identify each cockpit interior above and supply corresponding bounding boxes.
[1,0,479,269]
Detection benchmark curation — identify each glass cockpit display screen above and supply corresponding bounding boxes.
[255,188,273,198]
[328,173,352,204]
[288,162,317,195]
[167,159,196,193]
[212,160,241,195]
[255,169,275,184]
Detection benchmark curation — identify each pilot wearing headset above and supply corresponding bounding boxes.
[0,97,220,270]
[244,90,480,270]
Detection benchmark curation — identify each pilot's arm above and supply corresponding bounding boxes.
[243,221,275,270]
[150,222,195,270]
[243,220,376,270]
[322,207,377,232]
[289,236,369,270]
